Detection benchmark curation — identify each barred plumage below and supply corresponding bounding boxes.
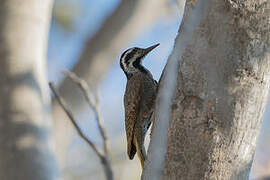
[120,44,159,169]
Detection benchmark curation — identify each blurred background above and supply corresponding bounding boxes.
[48,0,270,179]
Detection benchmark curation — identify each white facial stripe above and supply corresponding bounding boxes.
[121,48,134,71]
[121,49,133,63]
[128,53,140,68]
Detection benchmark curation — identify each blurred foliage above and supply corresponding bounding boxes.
[53,1,81,32]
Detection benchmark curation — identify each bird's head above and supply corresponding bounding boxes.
[120,43,159,77]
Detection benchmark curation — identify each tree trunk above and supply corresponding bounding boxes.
[0,0,58,179]
[143,0,270,179]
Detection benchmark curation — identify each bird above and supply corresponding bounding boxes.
[120,43,159,169]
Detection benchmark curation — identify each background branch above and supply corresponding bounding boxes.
[49,81,113,180]
[62,70,109,156]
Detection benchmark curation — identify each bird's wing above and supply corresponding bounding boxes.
[124,75,143,159]
[139,77,158,135]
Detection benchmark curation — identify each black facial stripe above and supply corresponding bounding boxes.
[133,57,147,74]
[125,51,136,63]
[133,57,140,68]
[120,60,124,70]
[120,48,133,72]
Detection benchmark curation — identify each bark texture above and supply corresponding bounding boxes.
[145,0,270,179]
[0,0,58,179]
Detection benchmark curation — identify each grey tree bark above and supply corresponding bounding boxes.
[143,0,270,179]
[0,0,58,179]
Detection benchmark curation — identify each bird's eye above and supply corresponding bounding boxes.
[125,53,134,62]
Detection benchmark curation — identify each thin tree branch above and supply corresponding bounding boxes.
[49,82,113,180]
[62,70,109,155]
[49,82,103,158]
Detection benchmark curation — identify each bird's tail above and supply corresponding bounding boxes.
[134,137,146,170]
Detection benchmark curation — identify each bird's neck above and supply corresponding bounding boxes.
[126,64,152,80]
[136,64,148,74]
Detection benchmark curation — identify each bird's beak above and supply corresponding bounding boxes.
[142,43,160,57]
